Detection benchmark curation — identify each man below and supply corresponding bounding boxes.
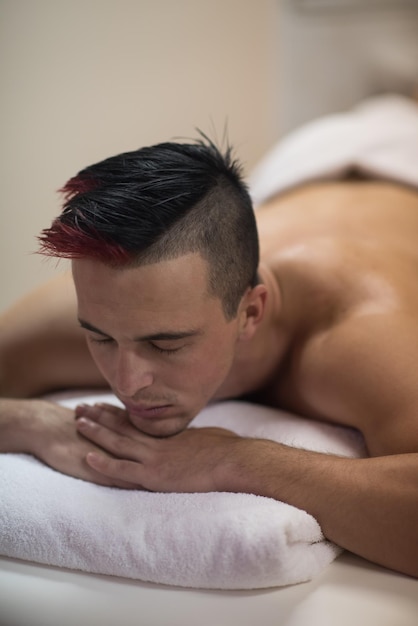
[1,96,418,578]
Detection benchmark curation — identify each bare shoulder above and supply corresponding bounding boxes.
[0,273,105,397]
[258,180,418,456]
[298,311,418,456]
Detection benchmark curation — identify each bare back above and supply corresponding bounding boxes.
[258,179,418,281]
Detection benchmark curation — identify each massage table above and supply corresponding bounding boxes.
[1,552,417,626]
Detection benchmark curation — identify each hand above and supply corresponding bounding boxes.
[0,398,136,488]
[75,402,244,493]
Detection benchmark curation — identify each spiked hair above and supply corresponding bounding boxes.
[39,137,259,319]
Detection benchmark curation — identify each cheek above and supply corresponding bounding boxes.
[174,343,234,391]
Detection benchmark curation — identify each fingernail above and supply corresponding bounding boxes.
[75,404,89,415]
[87,451,102,465]
[77,417,96,428]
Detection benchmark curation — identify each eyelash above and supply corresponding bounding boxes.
[90,337,113,345]
[151,345,181,355]
[90,337,181,355]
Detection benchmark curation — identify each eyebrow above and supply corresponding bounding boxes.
[78,318,202,342]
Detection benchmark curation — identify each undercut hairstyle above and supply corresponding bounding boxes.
[39,136,259,319]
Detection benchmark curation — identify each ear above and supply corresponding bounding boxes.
[237,284,268,341]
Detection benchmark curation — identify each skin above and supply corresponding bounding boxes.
[1,178,418,577]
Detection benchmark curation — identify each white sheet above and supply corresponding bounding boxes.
[249,94,418,206]
[0,395,366,590]
[2,551,417,626]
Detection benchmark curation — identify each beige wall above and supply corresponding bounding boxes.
[0,0,279,312]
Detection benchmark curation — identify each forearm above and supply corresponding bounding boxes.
[223,440,418,577]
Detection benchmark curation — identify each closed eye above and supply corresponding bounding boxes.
[90,336,183,353]
[89,336,114,345]
[150,342,183,355]
[79,318,196,354]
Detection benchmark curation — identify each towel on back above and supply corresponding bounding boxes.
[249,94,418,206]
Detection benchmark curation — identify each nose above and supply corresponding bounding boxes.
[113,346,154,398]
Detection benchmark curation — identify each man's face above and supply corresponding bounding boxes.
[72,253,243,437]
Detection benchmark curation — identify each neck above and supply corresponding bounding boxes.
[214,264,291,400]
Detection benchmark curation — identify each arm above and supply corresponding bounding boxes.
[250,313,418,576]
[0,273,105,398]
[227,442,418,578]
[259,313,418,576]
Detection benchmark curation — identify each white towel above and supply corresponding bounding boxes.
[0,394,366,590]
[249,94,418,207]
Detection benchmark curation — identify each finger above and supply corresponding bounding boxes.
[75,403,102,420]
[86,451,148,489]
[94,402,126,414]
[76,417,146,460]
[76,404,135,436]
[75,402,126,419]
[75,404,118,420]
[85,465,138,490]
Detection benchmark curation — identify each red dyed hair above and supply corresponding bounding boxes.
[39,172,132,265]
[38,219,132,265]
[59,173,98,201]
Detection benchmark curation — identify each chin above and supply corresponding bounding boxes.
[128,415,190,438]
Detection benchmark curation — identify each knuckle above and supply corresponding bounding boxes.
[113,458,140,480]
[112,436,132,456]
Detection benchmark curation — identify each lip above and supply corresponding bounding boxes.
[124,403,173,420]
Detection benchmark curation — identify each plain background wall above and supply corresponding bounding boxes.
[0,0,279,312]
[277,0,418,135]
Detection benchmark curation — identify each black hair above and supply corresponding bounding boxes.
[40,136,259,319]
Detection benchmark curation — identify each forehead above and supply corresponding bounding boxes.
[72,253,219,330]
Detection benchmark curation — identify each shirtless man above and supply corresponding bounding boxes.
[1,128,417,579]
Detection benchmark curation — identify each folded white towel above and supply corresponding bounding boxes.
[0,395,366,590]
[249,94,418,206]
